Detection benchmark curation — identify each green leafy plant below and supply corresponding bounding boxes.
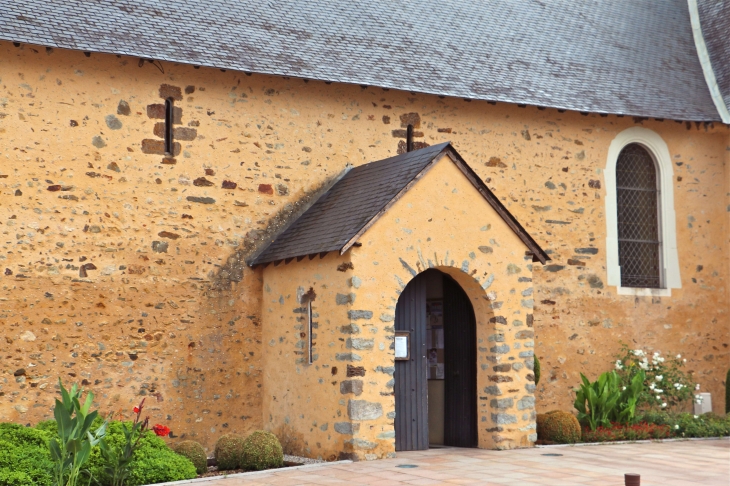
[0,423,54,486]
[573,369,645,431]
[173,441,207,474]
[85,421,196,486]
[534,355,541,386]
[241,431,283,471]
[49,379,107,486]
[98,399,150,486]
[637,410,730,438]
[614,343,693,410]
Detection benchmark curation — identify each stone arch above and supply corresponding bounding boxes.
[384,258,534,450]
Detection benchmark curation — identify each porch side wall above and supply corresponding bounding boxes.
[260,252,358,460]
[349,157,536,458]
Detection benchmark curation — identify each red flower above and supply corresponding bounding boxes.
[152,424,170,437]
[133,406,140,414]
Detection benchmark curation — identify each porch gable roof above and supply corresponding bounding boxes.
[251,143,550,266]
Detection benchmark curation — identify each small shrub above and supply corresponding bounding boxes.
[534,355,541,386]
[614,343,693,410]
[582,422,671,442]
[637,411,730,438]
[84,421,196,486]
[215,434,245,471]
[174,441,208,474]
[574,370,644,430]
[34,421,58,436]
[273,423,304,456]
[537,411,581,444]
[0,425,54,486]
[241,431,284,471]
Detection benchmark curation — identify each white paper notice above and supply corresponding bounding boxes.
[435,329,444,349]
[436,363,445,379]
[395,336,409,358]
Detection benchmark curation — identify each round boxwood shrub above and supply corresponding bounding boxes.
[85,421,197,486]
[538,410,581,444]
[215,434,245,470]
[174,440,208,474]
[241,431,284,471]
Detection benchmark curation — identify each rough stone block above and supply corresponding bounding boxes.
[517,396,535,410]
[336,293,356,305]
[348,310,373,320]
[489,398,514,409]
[490,344,510,354]
[484,385,502,395]
[334,422,359,435]
[515,330,534,339]
[340,324,360,334]
[348,400,383,420]
[340,380,363,396]
[347,338,374,350]
[491,413,518,425]
[336,353,362,361]
[493,364,511,372]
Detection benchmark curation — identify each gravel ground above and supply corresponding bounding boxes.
[284,454,325,465]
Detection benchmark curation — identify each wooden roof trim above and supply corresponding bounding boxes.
[339,147,452,255]
[444,150,550,264]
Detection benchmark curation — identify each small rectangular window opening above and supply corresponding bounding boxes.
[406,124,414,152]
[164,98,174,155]
[307,300,314,364]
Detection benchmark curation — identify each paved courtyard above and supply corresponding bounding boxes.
[174,439,729,485]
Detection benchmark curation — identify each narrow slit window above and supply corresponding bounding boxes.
[164,98,174,155]
[307,300,313,364]
[616,143,662,288]
[406,124,414,152]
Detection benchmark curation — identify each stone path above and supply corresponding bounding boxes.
[171,439,729,485]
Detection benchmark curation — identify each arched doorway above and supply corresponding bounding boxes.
[394,269,477,451]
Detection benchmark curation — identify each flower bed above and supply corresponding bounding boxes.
[581,422,671,442]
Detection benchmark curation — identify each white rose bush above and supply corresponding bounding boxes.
[614,342,693,410]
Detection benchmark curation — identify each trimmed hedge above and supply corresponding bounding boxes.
[0,423,53,486]
[241,431,284,471]
[174,440,208,475]
[536,410,581,444]
[215,434,245,471]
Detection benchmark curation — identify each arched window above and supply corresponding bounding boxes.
[604,127,680,296]
[616,144,661,288]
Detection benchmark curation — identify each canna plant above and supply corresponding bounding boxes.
[99,399,149,486]
[99,398,171,486]
[573,370,645,431]
[49,379,107,486]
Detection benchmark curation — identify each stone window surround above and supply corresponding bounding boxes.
[604,127,681,297]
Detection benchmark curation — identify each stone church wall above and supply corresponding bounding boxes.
[0,41,727,454]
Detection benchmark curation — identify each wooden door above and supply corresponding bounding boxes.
[394,274,429,451]
[443,275,478,447]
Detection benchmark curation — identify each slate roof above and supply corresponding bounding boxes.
[697,1,730,116]
[0,0,724,121]
[251,143,549,266]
